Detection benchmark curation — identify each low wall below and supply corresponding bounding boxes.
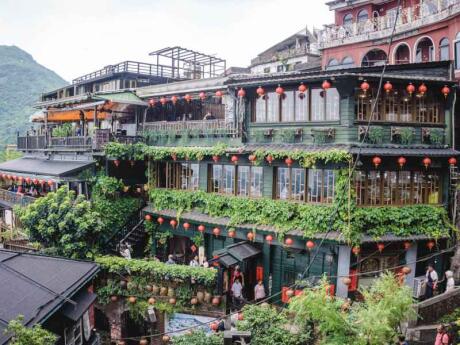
[414,287,460,326]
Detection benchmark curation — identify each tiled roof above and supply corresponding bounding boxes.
[349,146,460,157]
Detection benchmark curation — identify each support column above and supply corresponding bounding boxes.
[336,245,351,298]
[405,242,417,290]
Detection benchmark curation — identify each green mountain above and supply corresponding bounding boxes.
[0,45,67,147]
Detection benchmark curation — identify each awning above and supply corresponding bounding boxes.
[349,147,460,157]
[94,91,148,106]
[211,242,261,268]
[60,290,97,322]
[0,158,95,179]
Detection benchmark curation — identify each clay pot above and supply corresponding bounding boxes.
[167,288,175,298]
[204,292,212,303]
[151,285,160,295]
[196,291,204,303]
[211,296,220,306]
[145,285,152,292]
[160,287,168,296]
[148,297,156,305]
[190,298,198,305]
[110,296,118,302]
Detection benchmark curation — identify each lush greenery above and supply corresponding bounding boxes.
[237,304,310,345]
[96,255,217,287]
[15,186,103,258]
[104,142,351,168]
[0,146,22,162]
[0,45,67,150]
[5,316,57,345]
[149,186,451,242]
[289,273,416,345]
[172,330,222,345]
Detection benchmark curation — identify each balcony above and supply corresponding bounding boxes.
[0,188,36,208]
[250,45,313,66]
[318,1,460,49]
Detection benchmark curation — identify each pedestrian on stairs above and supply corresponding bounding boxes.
[434,325,450,345]
[425,264,439,299]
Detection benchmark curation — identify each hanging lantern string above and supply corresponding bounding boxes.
[110,244,452,343]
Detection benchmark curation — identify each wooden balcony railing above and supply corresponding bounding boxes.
[17,135,46,150]
[50,136,93,150]
[138,120,238,137]
[0,188,36,207]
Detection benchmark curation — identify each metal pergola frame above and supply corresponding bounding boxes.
[149,46,226,79]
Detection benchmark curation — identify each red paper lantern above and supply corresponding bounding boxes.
[360,80,370,93]
[418,83,427,95]
[199,91,206,100]
[306,240,315,250]
[238,313,244,321]
[25,177,31,184]
[215,90,223,98]
[342,277,352,286]
[256,86,265,97]
[427,240,435,251]
[210,322,219,331]
[298,83,307,93]
[157,217,164,225]
[184,94,192,102]
[32,178,38,185]
[398,156,406,168]
[238,88,246,98]
[449,157,457,166]
[406,83,415,95]
[114,160,120,167]
[352,246,361,256]
[160,97,167,105]
[266,155,274,165]
[377,243,385,252]
[285,157,293,167]
[47,180,54,187]
[12,175,17,181]
[1,174,5,180]
[247,232,254,241]
[140,339,148,345]
[171,153,177,161]
[442,85,450,99]
[148,98,155,106]
[183,222,191,230]
[403,241,411,250]
[423,157,432,168]
[248,154,257,163]
[213,227,221,236]
[170,219,177,228]
[212,155,220,163]
[38,179,44,185]
[198,224,205,233]
[322,80,331,90]
[171,95,178,104]
[145,214,152,221]
[228,229,236,238]
[265,234,273,243]
[17,176,23,182]
[285,238,293,246]
[231,155,239,164]
[372,156,382,168]
[275,85,284,95]
[384,81,393,93]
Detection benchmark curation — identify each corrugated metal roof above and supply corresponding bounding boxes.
[94,91,147,106]
[349,146,460,157]
[0,158,95,178]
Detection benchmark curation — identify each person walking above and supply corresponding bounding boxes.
[254,280,266,303]
[231,277,244,308]
[397,335,408,345]
[445,270,455,293]
[434,325,450,345]
[425,264,438,299]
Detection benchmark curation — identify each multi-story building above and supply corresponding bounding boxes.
[250,27,320,74]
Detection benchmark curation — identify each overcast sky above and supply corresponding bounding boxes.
[0,0,333,82]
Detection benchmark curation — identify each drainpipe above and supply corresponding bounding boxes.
[452,85,457,150]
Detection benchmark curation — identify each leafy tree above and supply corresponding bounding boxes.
[5,316,57,345]
[172,330,222,345]
[289,273,416,345]
[237,304,310,345]
[16,186,102,259]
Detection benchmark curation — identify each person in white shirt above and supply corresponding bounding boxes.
[231,278,244,307]
[189,256,199,267]
[425,264,438,298]
[254,280,266,302]
[445,270,455,292]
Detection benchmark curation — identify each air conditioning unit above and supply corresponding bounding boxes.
[413,275,426,298]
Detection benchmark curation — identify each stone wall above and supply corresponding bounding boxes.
[414,287,460,326]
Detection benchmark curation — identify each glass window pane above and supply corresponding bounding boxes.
[292,168,305,202]
[326,88,340,120]
[456,41,460,69]
[399,171,411,204]
[308,169,322,203]
[311,88,325,121]
[276,168,290,200]
[295,91,308,121]
[212,165,222,193]
[255,97,266,122]
[282,91,295,122]
[382,171,397,205]
[189,164,199,190]
[323,170,335,203]
[367,171,381,205]
[251,167,263,198]
[266,92,279,122]
[222,165,235,195]
[424,172,440,204]
[238,166,250,197]
[355,171,366,205]
[413,171,423,204]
